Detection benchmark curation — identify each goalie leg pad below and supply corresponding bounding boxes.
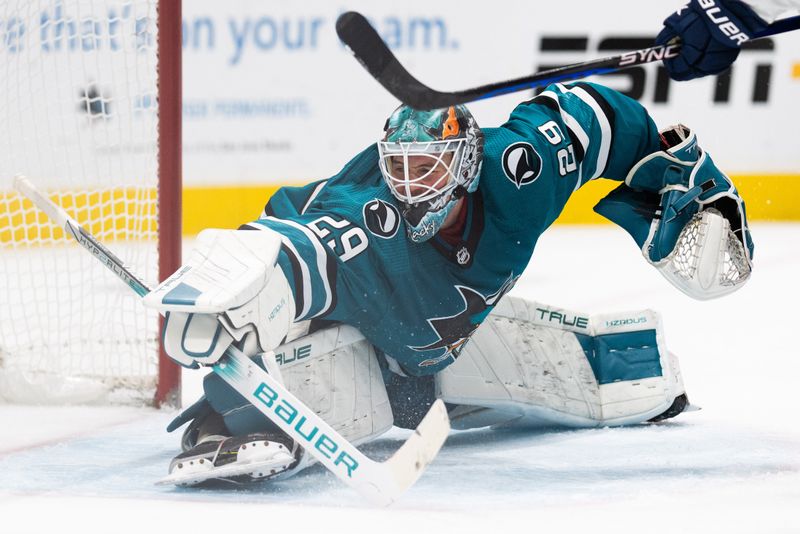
[176,323,394,480]
[436,296,687,429]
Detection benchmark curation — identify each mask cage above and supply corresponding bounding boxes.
[378,139,464,204]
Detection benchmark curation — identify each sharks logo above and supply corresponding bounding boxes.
[502,142,542,188]
[412,274,519,367]
[363,199,401,239]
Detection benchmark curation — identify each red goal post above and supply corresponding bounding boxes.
[157,0,182,407]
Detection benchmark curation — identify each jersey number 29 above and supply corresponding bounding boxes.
[308,216,368,262]
[538,120,577,176]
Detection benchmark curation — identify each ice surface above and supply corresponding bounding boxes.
[1,224,798,534]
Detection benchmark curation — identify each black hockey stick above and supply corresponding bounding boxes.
[336,11,800,109]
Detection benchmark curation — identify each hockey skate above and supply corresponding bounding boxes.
[159,409,298,487]
[157,432,298,487]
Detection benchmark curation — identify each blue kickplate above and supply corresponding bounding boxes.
[576,330,662,385]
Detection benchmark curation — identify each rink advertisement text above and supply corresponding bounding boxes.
[11,1,796,190]
[253,381,359,477]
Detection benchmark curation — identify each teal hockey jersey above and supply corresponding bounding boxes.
[242,82,661,376]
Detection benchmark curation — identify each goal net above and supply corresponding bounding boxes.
[0,0,180,405]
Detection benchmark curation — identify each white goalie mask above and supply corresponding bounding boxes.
[377,105,483,243]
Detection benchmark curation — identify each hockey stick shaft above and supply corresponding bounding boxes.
[13,175,150,297]
[13,175,449,506]
[336,12,800,109]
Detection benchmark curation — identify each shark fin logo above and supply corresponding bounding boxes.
[502,142,542,188]
[412,274,520,367]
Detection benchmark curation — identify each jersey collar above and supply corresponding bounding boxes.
[429,190,484,268]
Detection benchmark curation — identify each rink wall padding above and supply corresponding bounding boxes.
[0,187,158,244]
[1,175,796,244]
[177,174,800,236]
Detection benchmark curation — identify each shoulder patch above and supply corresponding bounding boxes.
[363,199,401,239]
[501,142,542,188]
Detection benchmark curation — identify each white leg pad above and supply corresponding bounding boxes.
[259,324,394,475]
[436,296,686,429]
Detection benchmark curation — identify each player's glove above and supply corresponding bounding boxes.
[143,229,296,368]
[656,0,769,81]
[595,125,753,300]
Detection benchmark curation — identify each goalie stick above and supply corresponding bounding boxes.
[13,175,450,506]
[336,11,800,109]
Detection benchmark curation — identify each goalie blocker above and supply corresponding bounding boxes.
[143,228,296,368]
[165,294,690,485]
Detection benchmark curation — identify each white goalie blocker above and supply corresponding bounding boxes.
[143,228,296,367]
[437,296,688,430]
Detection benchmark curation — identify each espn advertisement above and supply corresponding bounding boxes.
[181,0,800,185]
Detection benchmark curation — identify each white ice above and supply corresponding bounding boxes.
[1,224,799,534]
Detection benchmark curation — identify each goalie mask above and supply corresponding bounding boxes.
[378,104,484,243]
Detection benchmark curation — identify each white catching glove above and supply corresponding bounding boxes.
[143,228,296,368]
[595,125,753,300]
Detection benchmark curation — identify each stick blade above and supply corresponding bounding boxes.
[381,399,450,503]
[335,11,443,109]
[13,175,70,227]
[335,11,392,77]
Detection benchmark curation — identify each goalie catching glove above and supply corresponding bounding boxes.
[143,228,295,367]
[595,124,753,300]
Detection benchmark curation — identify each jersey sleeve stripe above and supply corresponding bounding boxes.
[564,125,586,164]
[530,95,585,164]
[538,89,591,155]
[539,89,588,185]
[301,180,329,215]
[278,243,306,319]
[530,93,560,114]
[264,216,335,319]
[567,83,616,181]
[278,236,314,319]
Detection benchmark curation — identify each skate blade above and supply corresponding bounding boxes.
[156,452,295,487]
[684,402,702,413]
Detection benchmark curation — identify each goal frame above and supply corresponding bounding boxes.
[155,0,183,407]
